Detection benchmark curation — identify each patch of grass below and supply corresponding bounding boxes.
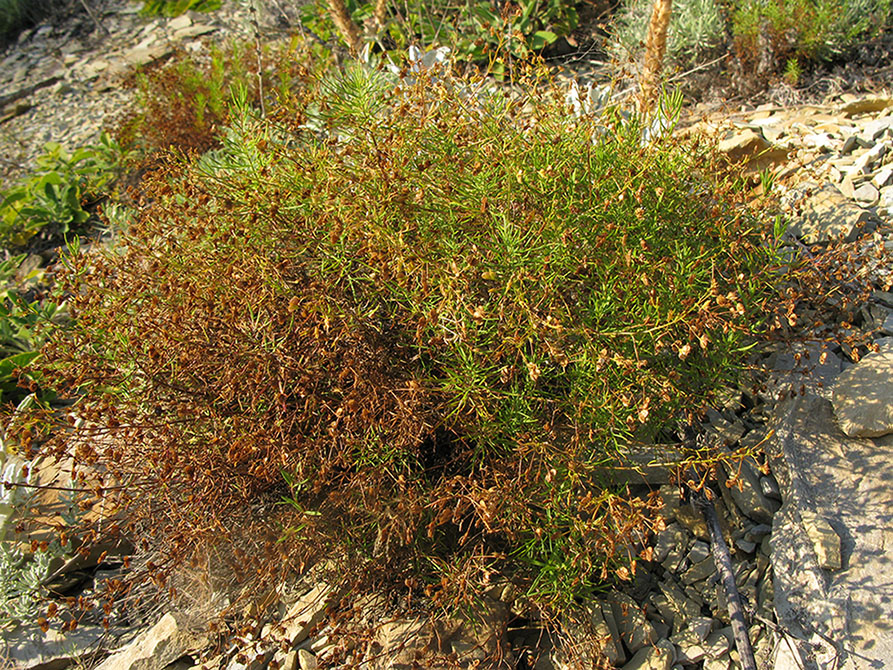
[23,51,784,642]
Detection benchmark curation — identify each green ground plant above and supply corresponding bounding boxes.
[140,0,222,17]
[0,256,64,405]
[0,134,123,249]
[0,430,79,631]
[611,0,726,68]
[116,38,329,157]
[18,49,786,652]
[610,0,891,82]
[301,0,578,60]
[730,0,891,69]
[0,0,60,46]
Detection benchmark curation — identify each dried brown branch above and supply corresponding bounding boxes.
[693,488,758,670]
[326,0,363,53]
[639,0,673,115]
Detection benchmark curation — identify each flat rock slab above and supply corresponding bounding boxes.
[832,350,893,437]
[787,183,878,244]
[768,394,893,669]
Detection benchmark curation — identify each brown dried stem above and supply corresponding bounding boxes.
[326,0,363,53]
[639,0,673,115]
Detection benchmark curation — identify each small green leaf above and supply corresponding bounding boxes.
[530,30,558,49]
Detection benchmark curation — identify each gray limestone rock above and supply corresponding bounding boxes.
[859,118,892,142]
[95,614,206,670]
[765,341,843,401]
[831,350,893,437]
[122,44,174,67]
[760,474,782,501]
[787,183,878,243]
[718,128,789,169]
[720,458,781,525]
[271,650,298,670]
[852,181,879,204]
[840,135,867,154]
[281,584,335,646]
[168,14,192,32]
[621,640,675,670]
[652,523,691,563]
[799,510,842,570]
[681,558,715,585]
[769,395,893,668]
[586,601,626,664]
[802,133,835,152]
[839,97,893,117]
[657,582,702,630]
[608,592,657,654]
[874,166,893,188]
[2,624,124,670]
[173,24,218,40]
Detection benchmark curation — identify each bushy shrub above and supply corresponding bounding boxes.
[26,56,781,630]
[731,0,892,70]
[116,38,328,157]
[300,0,579,60]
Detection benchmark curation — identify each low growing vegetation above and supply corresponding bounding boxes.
[12,51,788,646]
[140,0,221,17]
[116,39,328,157]
[0,0,59,45]
[611,0,892,82]
[0,135,123,249]
[731,0,892,71]
[301,0,579,60]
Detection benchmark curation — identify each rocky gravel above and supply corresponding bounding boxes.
[0,0,299,189]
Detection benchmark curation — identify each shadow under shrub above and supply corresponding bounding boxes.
[26,61,783,634]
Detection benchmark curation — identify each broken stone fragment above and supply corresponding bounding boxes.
[682,557,715,585]
[621,639,675,670]
[608,592,657,654]
[840,97,893,117]
[872,164,893,187]
[831,350,893,437]
[787,183,878,244]
[853,181,880,205]
[800,510,842,570]
[587,601,626,664]
[281,583,335,646]
[657,581,702,630]
[717,128,789,169]
[95,613,207,670]
[167,14,192,32]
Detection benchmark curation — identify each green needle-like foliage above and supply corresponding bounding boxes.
[27,56,783,629]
